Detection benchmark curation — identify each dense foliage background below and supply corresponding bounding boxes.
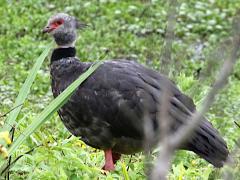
[0,0,240,179]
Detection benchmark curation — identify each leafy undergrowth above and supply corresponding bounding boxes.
[0,0,240,179]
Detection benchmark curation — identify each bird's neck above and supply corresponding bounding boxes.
[51,47,76,63]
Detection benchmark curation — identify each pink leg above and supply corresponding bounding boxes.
[103,149,115,171]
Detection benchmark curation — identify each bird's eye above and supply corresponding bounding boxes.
[55,20,64,26]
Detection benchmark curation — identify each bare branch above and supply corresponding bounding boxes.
[234,121,240,129]
[0,104,23,118]
[170,34,240,148]
[150,14,240,180]
[150,82,174,180]
[160,0,178,75]
[150,144,174,180]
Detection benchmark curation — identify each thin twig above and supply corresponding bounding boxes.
[160,0,178,75]
[0,145,42,175]
[6,126,15,180]
[0,104,23,118]
[234,121,240,129]
[150,1,178,179]
[150,83,173,180]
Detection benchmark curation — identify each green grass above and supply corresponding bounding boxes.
[0,0,240,179]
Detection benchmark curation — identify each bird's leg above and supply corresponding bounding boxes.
[103,149,115,171]
[112,152,121,164]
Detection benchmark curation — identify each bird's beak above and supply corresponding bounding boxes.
[42,26,52,33]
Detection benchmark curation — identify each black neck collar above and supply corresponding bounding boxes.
[51,47,76,63]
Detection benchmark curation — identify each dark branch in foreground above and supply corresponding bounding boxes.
[234,121,240,129]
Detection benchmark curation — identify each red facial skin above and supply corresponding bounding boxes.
[43,19,64,33]
[50,19,64,31]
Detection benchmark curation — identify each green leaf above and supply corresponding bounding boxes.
[121,161,130,180]
[1,41,55,132]
[7,61,102,157]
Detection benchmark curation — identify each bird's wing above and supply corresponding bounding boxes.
[75,60,197,140]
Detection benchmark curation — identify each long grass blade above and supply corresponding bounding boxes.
[1,42,54,132]
[121,161,130,180]
[7,61,102,156]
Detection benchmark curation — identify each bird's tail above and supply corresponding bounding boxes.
[185,120,229,167]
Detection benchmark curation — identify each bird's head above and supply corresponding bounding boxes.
[43,13,87,47]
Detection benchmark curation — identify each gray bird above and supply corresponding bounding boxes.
[43,13,229,171]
